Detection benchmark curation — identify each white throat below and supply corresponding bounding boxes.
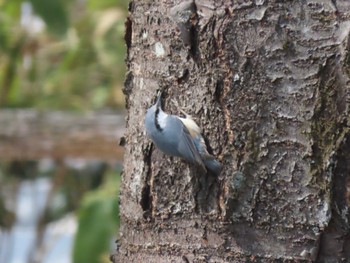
[157,110,168,129]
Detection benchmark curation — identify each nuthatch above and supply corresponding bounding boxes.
[144,93,222,175]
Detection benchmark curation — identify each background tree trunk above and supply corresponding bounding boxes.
[114,0,350,262]
[0,110,124,160]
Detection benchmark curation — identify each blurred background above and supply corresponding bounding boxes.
[0,0,127,262]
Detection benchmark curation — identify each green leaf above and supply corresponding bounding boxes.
[2,0,23,19]
[73,173,120,263]
[87,0,128,11]
[29,0,69,35]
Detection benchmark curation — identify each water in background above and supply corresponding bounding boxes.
[0,177,76,263]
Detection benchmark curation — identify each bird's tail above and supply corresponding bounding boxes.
[203,155,222,175]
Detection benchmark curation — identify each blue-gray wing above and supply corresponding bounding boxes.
[176,118,206,171]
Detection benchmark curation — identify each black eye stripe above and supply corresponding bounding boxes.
[155,108,163,132]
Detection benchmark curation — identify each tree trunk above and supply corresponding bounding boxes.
[114,0,350,262]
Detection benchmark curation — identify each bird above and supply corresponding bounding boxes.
[144,93,222,175]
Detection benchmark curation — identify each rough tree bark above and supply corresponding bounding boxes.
[114,0,350,262]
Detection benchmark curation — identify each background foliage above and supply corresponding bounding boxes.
[0,0,127,110]
[0,0,126,262]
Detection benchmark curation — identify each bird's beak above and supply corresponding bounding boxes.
[155,93,162,107]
